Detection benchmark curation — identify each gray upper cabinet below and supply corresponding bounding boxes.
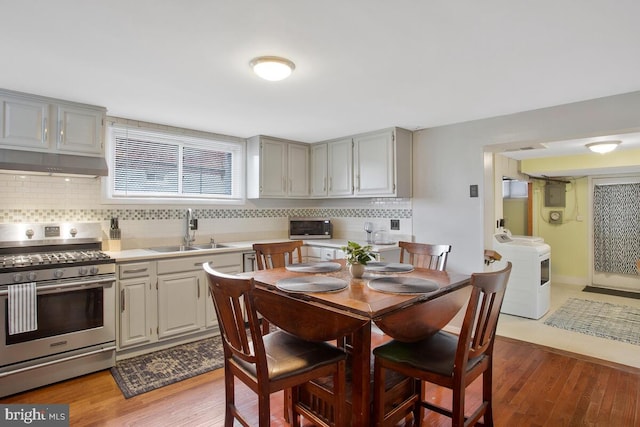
[309,143,328,197]
[0,89,106,156]
[327,138,354,197]
[353,128,412,198]
[314,127,412,199]
[247,135,309,198]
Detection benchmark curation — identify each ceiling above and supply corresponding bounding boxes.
[2,1,640,156]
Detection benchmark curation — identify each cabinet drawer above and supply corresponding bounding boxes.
[118,262,153,279]
[306,246,323,258]
[157,252,242,275]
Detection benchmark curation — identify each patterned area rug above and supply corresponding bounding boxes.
[110,336,224,398]
[544,298,640,346]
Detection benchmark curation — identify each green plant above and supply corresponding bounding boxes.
[341,241,374,265]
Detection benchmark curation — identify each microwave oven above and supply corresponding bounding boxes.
[289,218,332,239]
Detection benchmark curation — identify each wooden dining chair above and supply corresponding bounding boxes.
[398,241,452,271]
[253,240,304,270]
[372,262,512,427]
[252,240,304,334]
[203,263,347,427]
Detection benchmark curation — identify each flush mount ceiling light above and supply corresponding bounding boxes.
[249,56,295,81]
[586,140,621,154]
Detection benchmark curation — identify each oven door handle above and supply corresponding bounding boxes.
[0,345,116,378]
[0,277,115,296]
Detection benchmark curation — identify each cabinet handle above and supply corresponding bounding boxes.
[194,262,204,267]
[197,278,200,299]
[43,118,48,141]
[122,267,148,274]
[329,177,332,191]
[355,175,360,191]
[58,120,63,144]
[120,289,125,312]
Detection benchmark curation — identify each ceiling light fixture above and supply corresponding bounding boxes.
[586,140,621,154]
[250,56,295,81]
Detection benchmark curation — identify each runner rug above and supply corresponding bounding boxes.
[543,298,640,346]
[110,336,224,398]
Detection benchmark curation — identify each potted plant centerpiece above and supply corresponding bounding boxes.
[341,241,374,278]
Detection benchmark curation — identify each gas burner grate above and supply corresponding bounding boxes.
[0,250,111,268]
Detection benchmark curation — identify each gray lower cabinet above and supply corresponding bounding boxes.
[116,252,242,354]
[118,261,156,348]
[303,244,400,263]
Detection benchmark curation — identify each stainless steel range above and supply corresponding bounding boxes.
[0,222,116,397]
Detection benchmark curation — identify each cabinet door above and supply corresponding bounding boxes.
[203,271,219,329]
[305,245,323,262]
[327,138,353,196]
[157,272,204,339]
[56,105,103,155]
[203,253,243,328]
[259,138,287,197]
[354,130,395,196]
[119,276,156,348]
[0,96,49,149]
[310,143,328,197]
[287,143,309,197]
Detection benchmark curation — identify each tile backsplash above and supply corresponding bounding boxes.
[0,174,413,248]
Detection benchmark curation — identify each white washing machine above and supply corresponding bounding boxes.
[492,233,551,320]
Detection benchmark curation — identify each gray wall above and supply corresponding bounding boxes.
[412,91,640,274]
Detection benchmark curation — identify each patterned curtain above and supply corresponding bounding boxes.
[593,183,640,274]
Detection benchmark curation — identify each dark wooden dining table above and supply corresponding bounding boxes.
[250,259,471,426]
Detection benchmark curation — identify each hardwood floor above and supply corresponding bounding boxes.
[2,336,639,426]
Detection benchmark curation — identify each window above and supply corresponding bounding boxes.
[107,124,244,201]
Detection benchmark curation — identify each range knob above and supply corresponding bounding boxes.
[89,266,100,275]
[54,269,64,279]
[27,272,37,282]
[12,273,23,283]
[25,229,35,239]
[79,267,89,276]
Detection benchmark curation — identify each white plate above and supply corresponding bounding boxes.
[285,262,342,273]
[276,276,348,293]
[365,262,414,273]
[368,277,439,294]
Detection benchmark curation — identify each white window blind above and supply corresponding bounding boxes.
[109,125,244,200]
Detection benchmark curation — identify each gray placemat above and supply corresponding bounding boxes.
[368,276,439,294]
[365,262,414,273]
[276,276,348,293]
[285,262,342,273]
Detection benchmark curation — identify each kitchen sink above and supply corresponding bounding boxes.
[148,245,201,252]
[148,243,230,252]
[190,243,231,249]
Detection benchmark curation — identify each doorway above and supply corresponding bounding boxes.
[502,179,533,236]
[591,176,640,291]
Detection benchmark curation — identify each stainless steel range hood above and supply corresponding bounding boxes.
[0,148,108,177]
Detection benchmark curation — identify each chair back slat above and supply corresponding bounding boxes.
[457,262,511,368]
[398,241,452,271]
[253,241,303,270]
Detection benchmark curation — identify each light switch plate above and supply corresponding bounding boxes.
[390,219,400,230]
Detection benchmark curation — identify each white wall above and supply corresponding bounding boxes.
[412,91,640,274]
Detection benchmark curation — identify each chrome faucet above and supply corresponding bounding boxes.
[184,209,196,246]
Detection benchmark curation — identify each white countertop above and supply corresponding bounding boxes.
[105,238,399,262]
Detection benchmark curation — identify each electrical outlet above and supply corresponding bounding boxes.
[390,219,400,230]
